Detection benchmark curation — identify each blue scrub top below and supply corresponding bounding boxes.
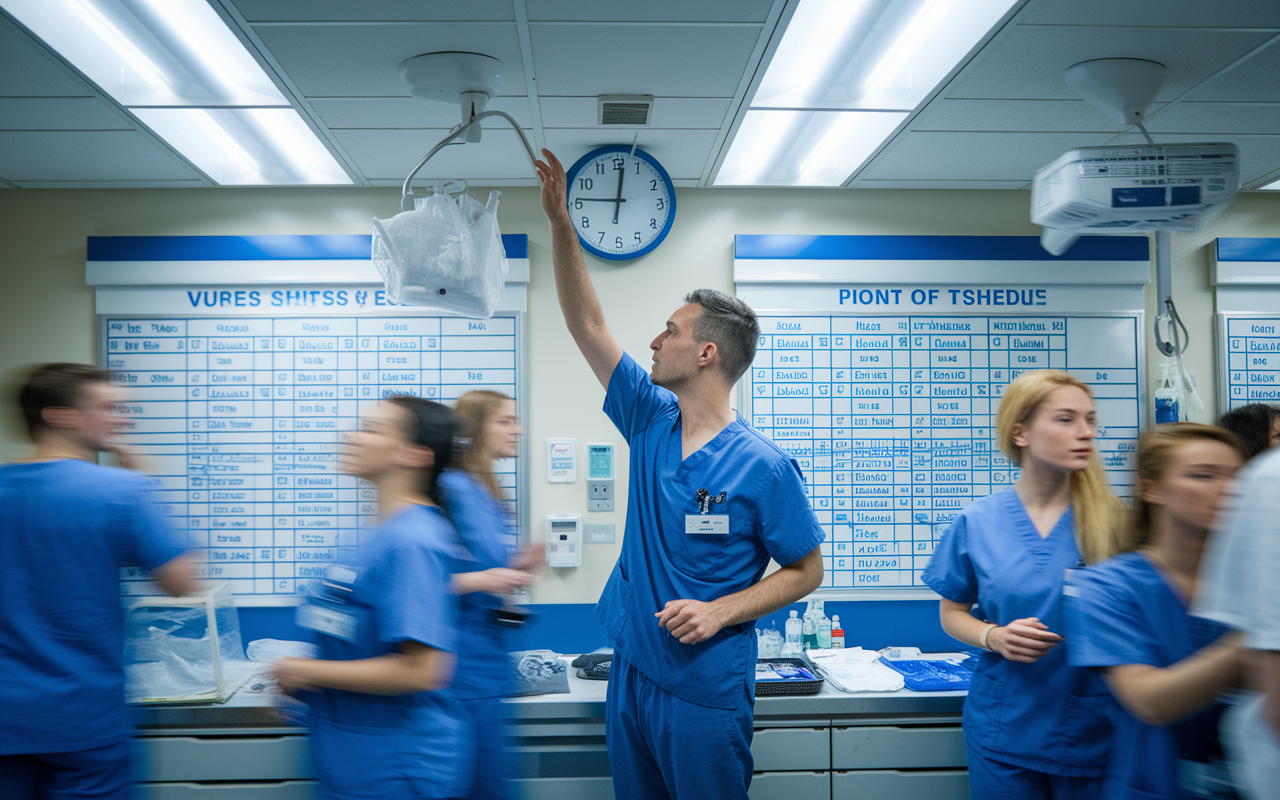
[922,489,1111,776]
[1066,551,1231,800]
[300,504,466,738]
[440,468,513,700]
[0,460,187,755]
[596,353,826,711]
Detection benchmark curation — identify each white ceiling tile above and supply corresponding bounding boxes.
[542,128,719,180]
[947,26,1274,101]
[526,0,775,23]
[855,179,1031,189]
[0,131,200,181]
[1020,0,1280,28]
[229,0,517,22]
[1109,131,1280,186]
[528,24,761,96]
[1147,102,1280,135]
[859,131,1116,181]
[253,23,526,97]
[311,96,533,129]
[913,99,1166,133]
[540,96,731,129]
[0,17,95,97]
[1179,42,1280,102]
[0,98,133,130]
[332,127,539,181]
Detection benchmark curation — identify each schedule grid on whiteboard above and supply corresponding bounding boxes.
[105,315,520,597]
[749,313,1140,590]
[1219,314,1280,410]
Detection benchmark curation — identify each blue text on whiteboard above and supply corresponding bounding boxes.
[185,289,397,308]
[838,288,1049,307]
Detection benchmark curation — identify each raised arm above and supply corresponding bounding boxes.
[536,149,623,388]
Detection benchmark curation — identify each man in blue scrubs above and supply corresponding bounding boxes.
[536,151,826,799]
[0,364,194,800]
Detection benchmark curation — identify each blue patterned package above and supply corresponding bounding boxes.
[879,659,972,691]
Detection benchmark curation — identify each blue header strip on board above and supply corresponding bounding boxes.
[1216,238,1280,263]
[734,234,1149,261]
[88,234,529,261]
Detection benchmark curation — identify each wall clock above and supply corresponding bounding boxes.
[564,145,676,261]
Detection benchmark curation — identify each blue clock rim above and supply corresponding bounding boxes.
[564,145,677,262]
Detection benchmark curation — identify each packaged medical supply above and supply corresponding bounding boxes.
[806,647,904,693]
[830,615,845,649]
[816,614,832,649]
[510,650,570,696]
[754,658,824,696]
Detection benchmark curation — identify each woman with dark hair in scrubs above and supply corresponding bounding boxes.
[1067,423,1245,799]
[272,396,471,800]
[923,369,1124,799]
[441,390,539,800]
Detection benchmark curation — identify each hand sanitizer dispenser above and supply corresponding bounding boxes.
[545,514,582,568]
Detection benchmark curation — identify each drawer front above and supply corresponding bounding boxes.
[513,776,614,800]
[140,736,312,782]
[136,781,316,800]
[511,743,611,779]
[832,769,969,800]
[831,725,966,769]
[751,727,830,771]
[749,771,831,800]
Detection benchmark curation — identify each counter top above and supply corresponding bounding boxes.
[136,658,966,731]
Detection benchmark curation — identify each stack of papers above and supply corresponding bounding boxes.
[805,647,905,693]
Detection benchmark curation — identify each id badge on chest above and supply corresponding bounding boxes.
[296,604,358,642]
[685,487,729,534]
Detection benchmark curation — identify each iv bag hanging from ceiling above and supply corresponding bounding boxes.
[372,184,509,318]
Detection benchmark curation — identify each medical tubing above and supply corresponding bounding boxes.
[400,110,539,212]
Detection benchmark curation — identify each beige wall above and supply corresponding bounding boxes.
[2,185,1278,602]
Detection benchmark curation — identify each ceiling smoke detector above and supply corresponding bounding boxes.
[598,95,654,126]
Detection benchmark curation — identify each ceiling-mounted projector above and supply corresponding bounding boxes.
[1031,142,1240,234]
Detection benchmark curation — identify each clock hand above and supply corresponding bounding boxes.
[613,165,625,225]
[575,197,627,202]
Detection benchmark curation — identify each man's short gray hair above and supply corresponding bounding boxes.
[683,289,759,383]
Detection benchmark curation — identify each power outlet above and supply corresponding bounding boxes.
[587,479,614,512]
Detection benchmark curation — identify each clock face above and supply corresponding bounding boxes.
[565,146,675,260]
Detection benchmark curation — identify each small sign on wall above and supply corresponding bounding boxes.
[547,438,577,483]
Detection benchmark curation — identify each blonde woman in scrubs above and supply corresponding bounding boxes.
[923,370,1123,799]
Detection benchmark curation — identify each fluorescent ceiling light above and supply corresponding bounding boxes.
[1260,180,1280,190]
[718,0,1018,185]
[3,0,352,185]
[3,0,288,107]
[718,110,907,186]
[135,108,350,185]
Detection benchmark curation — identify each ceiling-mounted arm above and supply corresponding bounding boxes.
[400,110,539,212]
[1152,230,1189,357]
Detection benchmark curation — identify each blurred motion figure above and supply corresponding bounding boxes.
[0,363,193,800]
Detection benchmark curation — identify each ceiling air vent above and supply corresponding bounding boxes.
[598,95,654,125]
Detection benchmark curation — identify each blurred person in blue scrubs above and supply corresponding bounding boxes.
[442,390,541,800]
[1195,430,1280,798]
[1067,423,1245,799]
[272,397,471,800]
[923,370,1124,799]
[536,150,826,800]
[0,363,195,800]
[1215,403,1280,462]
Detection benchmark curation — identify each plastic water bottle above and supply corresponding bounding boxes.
[802,614,818,651]
[782,610,803,657]
[831,616,845,649]
[817,615,832,649]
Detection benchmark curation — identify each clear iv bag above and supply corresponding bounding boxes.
[371,187,509,318]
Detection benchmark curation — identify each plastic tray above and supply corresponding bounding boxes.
[755,657,824,696]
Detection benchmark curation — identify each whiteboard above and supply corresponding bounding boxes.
[105,314,524,600]
[1218,314,1280,410]
[734,233,1150,594]
[88,234,530,603]
[748,313,1142,590]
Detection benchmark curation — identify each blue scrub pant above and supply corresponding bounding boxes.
[458,695,513,800]
[967,750,1103,800]
[605,653,753,800]
[0,741,131,800]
